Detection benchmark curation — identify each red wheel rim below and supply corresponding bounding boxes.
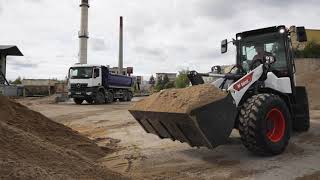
[266,108,286,142]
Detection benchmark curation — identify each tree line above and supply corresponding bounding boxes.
[149,70,190,92]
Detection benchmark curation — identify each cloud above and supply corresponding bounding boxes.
[0,0,319,80]
[90,38,107,51]
[6,57,38,69]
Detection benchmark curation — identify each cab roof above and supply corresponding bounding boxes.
[71,64,103,68]
[236,25,286,39]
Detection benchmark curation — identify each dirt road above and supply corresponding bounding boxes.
[18,98,320,180]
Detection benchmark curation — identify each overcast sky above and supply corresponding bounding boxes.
[0,0,319,80]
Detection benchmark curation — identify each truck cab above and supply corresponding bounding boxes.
[68,64,134,104]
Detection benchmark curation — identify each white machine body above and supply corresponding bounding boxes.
[212,65,292,106]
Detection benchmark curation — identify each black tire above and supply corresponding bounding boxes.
[86,99,93,104]
[95,91,106,104]
[74,98,84,105]
[120,92,128,102]
[106,92,114,103]
[127,92,133,101]
[293,87,310,132]
[238,94,291,156]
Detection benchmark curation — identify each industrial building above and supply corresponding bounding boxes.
[21,79,61,96]
[156,73,177,82]
[0,45,24,96]
[290,26,320,49]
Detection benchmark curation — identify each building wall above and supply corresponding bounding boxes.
[0,85,21,96]
[294,58,320,109]
[55,83,68,93]
[156,73,177,82]
[22,79,58,86]
[291,27,320,49]
[109,67,128,75]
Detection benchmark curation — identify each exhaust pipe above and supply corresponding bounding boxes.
[78,0,89,64]
[118,16,124,75]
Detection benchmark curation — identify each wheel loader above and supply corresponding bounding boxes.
[129,25,310,155]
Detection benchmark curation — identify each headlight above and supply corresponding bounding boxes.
[86,92,93,95]
[279,28,285,34]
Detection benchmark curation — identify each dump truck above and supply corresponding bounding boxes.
[129,25,310,155]
[68,64,134,104]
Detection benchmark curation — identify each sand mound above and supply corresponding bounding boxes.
[0,96,127,180]
[131,84,227,113]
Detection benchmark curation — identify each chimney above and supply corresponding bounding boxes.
[118,16,123,74]
[78,0,89,64]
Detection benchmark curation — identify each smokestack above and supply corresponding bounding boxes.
[78,0,89,64]
[118,16,123,74]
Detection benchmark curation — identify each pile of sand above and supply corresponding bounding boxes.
[131,84,227,113]
[0,96,127,180]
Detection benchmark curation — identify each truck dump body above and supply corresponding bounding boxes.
[107,73,133,88]
[129,84,238,148]
[101,66,133,88]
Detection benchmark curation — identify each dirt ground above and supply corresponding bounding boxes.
[16,97,320,180]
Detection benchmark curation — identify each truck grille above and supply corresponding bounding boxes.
[70,83,88,91]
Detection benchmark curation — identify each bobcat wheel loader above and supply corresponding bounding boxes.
[129,25,310,155]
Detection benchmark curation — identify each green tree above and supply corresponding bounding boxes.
[163,75,175,89]
[162,75,170,87]
[149,75,155,85]
[175,70,190,88]
[164,81,175,89]
[294,41,320,58]
[12,76,22,84]
[154,76,164,92]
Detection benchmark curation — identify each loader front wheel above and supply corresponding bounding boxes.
[238,94,291,156]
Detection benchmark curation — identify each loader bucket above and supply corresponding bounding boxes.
[129,94,237,149]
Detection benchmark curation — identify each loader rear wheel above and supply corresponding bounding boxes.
[293,87,310,132]
[238,94,291,156]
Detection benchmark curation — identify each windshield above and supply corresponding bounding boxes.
[239,33,287,72]
[69,67,93,79]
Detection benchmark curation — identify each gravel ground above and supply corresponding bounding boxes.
[18,97,320,180]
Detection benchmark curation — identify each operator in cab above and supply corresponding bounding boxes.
[250,43,273,69]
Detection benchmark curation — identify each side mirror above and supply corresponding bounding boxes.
[94,68,100,78]
[264,55,276,65]
[296,26,307,42]
[221,39,228,54]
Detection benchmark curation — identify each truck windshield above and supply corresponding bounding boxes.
[69,67,93,79]
[239,32,287,72]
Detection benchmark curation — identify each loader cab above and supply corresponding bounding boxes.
[221,25,307,86]
[235,26,293,77]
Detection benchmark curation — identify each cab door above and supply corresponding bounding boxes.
[92,67,102,87]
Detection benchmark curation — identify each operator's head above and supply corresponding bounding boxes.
[254,43,264,54]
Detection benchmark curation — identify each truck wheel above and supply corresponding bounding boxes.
[120,92,128,102]
[238,94,291,156]
[106,92,114,103]
[293,87,310,132]
[86,99,93,104]
[95,91,106,104]
[127,92,133,101]
[74,98,84,105]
